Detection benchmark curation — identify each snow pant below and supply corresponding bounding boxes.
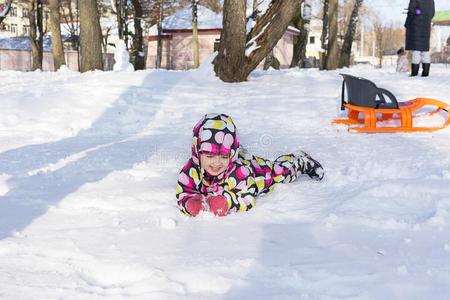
[238,148,304,196]
[412,51,430,64]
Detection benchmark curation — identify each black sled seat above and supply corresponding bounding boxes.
[333,74,450,133]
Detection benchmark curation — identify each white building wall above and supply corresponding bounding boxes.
[0,3,30,37]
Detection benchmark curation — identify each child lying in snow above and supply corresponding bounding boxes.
[176,113,324,217]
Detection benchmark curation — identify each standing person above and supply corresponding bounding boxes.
[404,0,435,77]
[396,47,409,72]
[176,113,324,217]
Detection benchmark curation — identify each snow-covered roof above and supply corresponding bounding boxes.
[0,35,71,51]
[162,5,222,30]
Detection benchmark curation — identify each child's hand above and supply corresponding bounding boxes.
[207,195,228,217]
[185,195,204,217]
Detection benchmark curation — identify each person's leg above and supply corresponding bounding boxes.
[272,151,324,183]
[238,147,324,197]
[411,51,421,76]
[421,51,431,77]
[272,154,303,184]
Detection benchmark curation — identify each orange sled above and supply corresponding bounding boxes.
[333,74,450,133]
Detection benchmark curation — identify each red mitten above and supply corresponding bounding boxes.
[185,195,204,217]
[207,195,229,217]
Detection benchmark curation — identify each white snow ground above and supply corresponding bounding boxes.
[0,62,450,300]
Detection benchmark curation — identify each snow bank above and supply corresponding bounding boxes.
[0,64,450,299]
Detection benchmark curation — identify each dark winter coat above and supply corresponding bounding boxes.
[404,0,435,51]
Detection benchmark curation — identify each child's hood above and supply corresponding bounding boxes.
[191,113,240,172]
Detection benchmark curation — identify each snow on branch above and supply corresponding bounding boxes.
[245,19,270,56]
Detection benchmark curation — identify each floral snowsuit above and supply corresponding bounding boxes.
[176,113,306,215]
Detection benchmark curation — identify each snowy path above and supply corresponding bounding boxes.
[0,65,450,299]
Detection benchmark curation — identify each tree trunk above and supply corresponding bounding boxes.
[0,0,13,25]
[375,24,383,68]
[156,0,163,69]
[124,5,129,48]
[79,0,103,72]
[102,28,110,54]
[131,0,144,70]
[319,0,329,69]
[49,0,66,70]
[325,0,338,70]
[116,0,124,39]
[290,3,310,68]
[29,0,44,71]
[263,50,280,70]
[214,0,246,81]
[339,0,363,68]
[214,0,302,82]
[192,0,200,68]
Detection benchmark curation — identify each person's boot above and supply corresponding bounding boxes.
[297,151,324,181]
[421,63,430,77]
[411,64,420,77]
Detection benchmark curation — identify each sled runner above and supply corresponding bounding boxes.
[333,74,450,133]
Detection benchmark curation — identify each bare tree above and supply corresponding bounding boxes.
[131,0,145,69]
[370,19,404,67]
[339,0,363,67]
[29,0,44,71]
[256,1,280,70]
[101,26,111,53]
[49,0,66,70]
[325,0,338,70]
[177,0,221,12]
[319,0,329,69]
[79,0,103,72]
[214,0,302,82]
[200,0,221,13]
[60,0,79,51]
[155,0,163,68]
[373,19,383,68]
[192,0,199,68]
[116,0,125,39]
[290,1,311,68]
[0,0,13,25]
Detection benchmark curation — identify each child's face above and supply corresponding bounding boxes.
[200,153,230,176]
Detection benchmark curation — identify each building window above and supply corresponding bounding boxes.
[22,8,29,17]
[309,36,315,44]
[10,23,18,34]
[22,25,30,36]
[10,7,17,17]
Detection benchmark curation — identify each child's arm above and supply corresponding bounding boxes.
[175,160,204,214]
[220,166,258,213]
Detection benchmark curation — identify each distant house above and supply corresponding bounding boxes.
[305,19,323,59]
[0,35,80,71]
[0,35,114,71]
[146,5,302,70]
